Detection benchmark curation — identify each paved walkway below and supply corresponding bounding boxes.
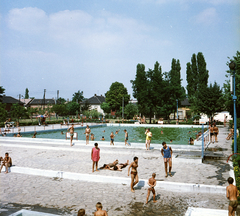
[0,125,237,215]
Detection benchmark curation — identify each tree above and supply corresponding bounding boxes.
[124,103,138,119]
[27,107,38,123]
[223,51,240,117]
[72,90,84,103]
[51,104,68,116]
[57,97,66,104]
[0,86,5,102]
[25,88,29,99]
[81,99,91,113]
[10,104,27,122]
[105,82,130,112]
[0,103,8,124]
[100,102,111,114]
[66,102,80,115]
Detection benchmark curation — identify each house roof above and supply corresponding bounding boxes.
[20,98,33,106]
[180,98,191,106]
[29,99,55,105]
[1,96,24,105]
[80,95,105,105]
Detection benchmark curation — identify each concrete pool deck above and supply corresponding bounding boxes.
[0,125,237,215]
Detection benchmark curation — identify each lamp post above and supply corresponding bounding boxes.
[176,99,178,124]
[229,61,237,154]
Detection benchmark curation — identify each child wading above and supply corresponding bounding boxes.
[161,141,172,178]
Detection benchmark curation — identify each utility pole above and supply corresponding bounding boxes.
[57,90,59,104]
[122,97,124,119]
[43,89,46,109]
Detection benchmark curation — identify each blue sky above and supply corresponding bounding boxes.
[0,0,239,100]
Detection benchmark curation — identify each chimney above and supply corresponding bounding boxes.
[94,94,97,96]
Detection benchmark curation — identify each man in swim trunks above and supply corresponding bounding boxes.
[161,141,172,177]
[226,177,239,216]
[209,124,214,143]
[213,124,219,143]
[146,173,157,204]
[124,129,130,146]
[110,132,115,145]
[67,124,74,146]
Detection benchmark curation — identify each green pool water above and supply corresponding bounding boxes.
[24,126,201,145]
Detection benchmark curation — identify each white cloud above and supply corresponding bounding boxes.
[195,8,218,25]
[7,7,48,33]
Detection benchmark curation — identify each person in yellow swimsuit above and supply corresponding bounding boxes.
[146,128,152,150]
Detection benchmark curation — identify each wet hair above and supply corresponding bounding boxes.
[113,165,118,170]
[102,136,104,138]
[94,143,98,147]
[152,173,156,177]
[228,177,234,184]
[5,152,9,156]
[77,208,85,216]
[162,142,166,146]
[133,156,138,161]
[96,202,102,209]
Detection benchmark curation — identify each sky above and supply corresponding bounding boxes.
[0,0,239,101]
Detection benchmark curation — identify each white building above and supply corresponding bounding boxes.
[80,94,105,114]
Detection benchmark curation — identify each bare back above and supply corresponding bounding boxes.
[227,184,239,201]
[149,177,156,187]
[94,209,108,216]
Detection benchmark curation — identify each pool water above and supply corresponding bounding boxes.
[24,126,201,145]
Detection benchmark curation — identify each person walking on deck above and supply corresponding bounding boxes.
[91,143,100,172]
[161,142,172,178]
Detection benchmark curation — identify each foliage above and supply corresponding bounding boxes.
[223,51,240,117]
[0,86,5,102]
[124,103,138,119]
[56,97,66,104]
[25,88,29,99]
[90,109,101,118]
[105,82,130,111]
[131,60,185,122]
[72,90,84,103]
[51,104,68,116]
[81,99,91,112]
[66,102,80,115]
[0,103,8,123]
[10,104,27,122]
[27,107,38,122]
[100,102,111,114]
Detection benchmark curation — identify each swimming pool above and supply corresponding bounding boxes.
[23,125,201,145]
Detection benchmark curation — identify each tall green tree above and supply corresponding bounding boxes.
[25,88,29,99]
[0,103,8,124]
[10,104,27,122]
[51,104,68,116]
[100,102,111,114]
[124,103,138,119]
[105,82,130,112]
[0,86,5,102]
[72,90,84,103]
[223,51,240,117]
[66,102,80,115]
[57,97,66,104]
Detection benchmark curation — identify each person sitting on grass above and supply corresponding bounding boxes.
[94,202,108,216]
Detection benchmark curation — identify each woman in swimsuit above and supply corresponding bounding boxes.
[213,124,219,143]
[111,160,129,171]
[128,157,139,192]
[84,125,91,145]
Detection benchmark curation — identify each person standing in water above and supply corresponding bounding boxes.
[124,129,130,146]
[67,124,74,146]
[161,141,172,178]
[84,125,91,145]
[128,157,139,192]
[110,132,115,145]
[91,143,100,172]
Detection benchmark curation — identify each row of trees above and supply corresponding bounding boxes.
[131,59,185,122]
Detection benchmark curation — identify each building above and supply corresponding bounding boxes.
[80,94,105,114]
[1,96,24,112]
[169,98,191,120]
[28,98,55,109]
[20,98,33,107]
